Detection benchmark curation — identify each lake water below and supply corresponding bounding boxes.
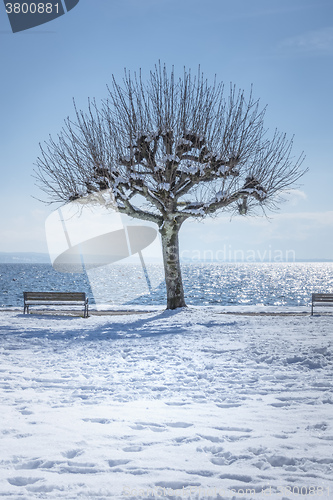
[1,262,333,308]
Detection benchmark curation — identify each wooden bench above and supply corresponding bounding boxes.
[23,292,89,318]
[311,293,333,316]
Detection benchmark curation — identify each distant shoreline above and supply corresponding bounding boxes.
[0,252,332,264]
[0,252,51,264]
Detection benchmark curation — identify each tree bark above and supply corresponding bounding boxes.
[160,221,186,310]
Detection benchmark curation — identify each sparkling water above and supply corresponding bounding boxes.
[1,262,333,308]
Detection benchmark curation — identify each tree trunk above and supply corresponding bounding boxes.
[160,221,186,310]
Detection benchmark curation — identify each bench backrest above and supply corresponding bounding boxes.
[312,293,333,302]
[24,292,86,301]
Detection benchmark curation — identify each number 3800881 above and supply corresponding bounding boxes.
[5,3,60,14]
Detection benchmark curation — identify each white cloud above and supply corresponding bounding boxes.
[236,211,333,240]
[189,209,332,227]
[279,26,333,54]
[281,189,307,206]
[274,211,333,225]
[181,211,333,248]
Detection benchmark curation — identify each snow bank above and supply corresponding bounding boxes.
[0,307,332,499]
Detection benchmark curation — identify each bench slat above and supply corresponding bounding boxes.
[25,301,86,305]
[24,292,86,301]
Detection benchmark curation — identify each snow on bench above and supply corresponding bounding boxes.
[311,293,333,316]
[23,292,89,318]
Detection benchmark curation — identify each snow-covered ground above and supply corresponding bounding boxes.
[0,306,332,499]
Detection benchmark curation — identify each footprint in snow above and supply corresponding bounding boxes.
[7,477,41,486]
[59,463,98,474]
[198,433,225,443]
[123,446,143,452]
[272,434,289,439]
[211,456,237,466]
[165,402,188,406]
[197,445,224,454]
[186,469,214,477]
[14,459,44,470]
[155,481,201,490]
[214,426,253,432]
[130,422,166,432]
[216,403,242,408]
[82,418,111,424]
[210,451,239,466]
[108,459,131,467]
[19,409,34,415]
[306,422,328,431]
[266,455,296,467]
[127,468,149,475]
[129,424,146,430]
[270,401,292,407]
[61,449,84,459]
[220,473,253,482]
[166,422,193,428]
[149,425,167,432]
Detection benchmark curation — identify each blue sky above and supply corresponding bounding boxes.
[0,0,332,261]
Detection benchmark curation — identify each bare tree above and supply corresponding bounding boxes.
[35,64,305,309]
